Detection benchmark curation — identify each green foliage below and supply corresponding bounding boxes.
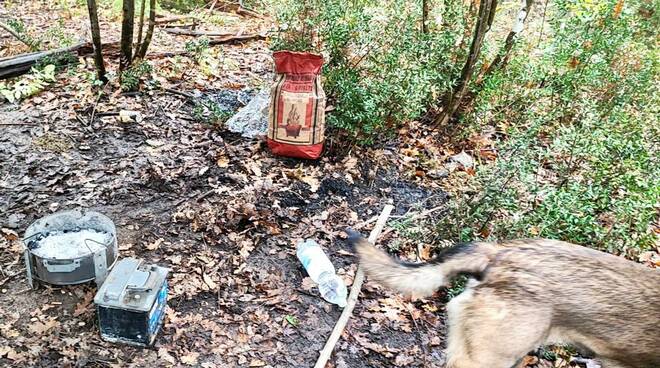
[6,18,41,50]
[120,61,154,91]
[437,0,659,256]
[43,19,76,47]
[6,18,76,51]
[192,100,233,125]
[185,36,211,63]
[0,65,57,103]
[284,314,299,327]
[270,0,466,142]
[159,0,205,12]
[35,51,79,72]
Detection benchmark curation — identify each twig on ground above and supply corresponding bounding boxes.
[0,21,33,48]
[207,33,266,45]
[163,27,232,37]
[313,204,394,368]
[154,15,197,25]
[162,87,194,100]
[352,215,379,230]
[380,205,445,238]
[237,0,263,18]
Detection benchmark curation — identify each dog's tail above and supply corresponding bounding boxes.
[346,229,496,298]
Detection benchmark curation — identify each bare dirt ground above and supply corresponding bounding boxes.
[0,95,449,367]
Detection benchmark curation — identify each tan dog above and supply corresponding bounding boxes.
[347,231,660,368]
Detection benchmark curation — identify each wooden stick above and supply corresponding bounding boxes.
[163,27,232,37]
[314,204,395,368]
[379,205,445,238]
[0,21,33,48]
[207,33,266,45]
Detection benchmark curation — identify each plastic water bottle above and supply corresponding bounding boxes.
[296,240,348,307]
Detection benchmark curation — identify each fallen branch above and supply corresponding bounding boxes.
[0,41,120,80]
[155,15,197,25]
[237,0,263,18]
[379,205,445,238]
[162,87,194,99]
[236,6,263,18]
[0,21,34,49]
[207,33,266,45]
[0,42,86,80]
[163,27,232,37]
[314,204,395,368]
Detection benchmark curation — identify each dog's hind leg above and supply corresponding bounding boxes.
[444,287,552,368]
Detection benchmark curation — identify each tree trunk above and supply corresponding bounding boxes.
[136,0,156,59]
[436,0,498,126]
[422,0,430,34]
[482,0,532,78]
[85,0,107,83]
[135,0,147,53]
[119,0,135,71]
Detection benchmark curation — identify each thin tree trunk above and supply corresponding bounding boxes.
[119,0,135,71]
[85,0,107,83]
[422,0,430,34]
[482,0,532,78]
[135,0,147,53]
[436,0,498,126]
[136,0,156,59]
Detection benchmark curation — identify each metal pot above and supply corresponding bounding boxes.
[23,209,118,288]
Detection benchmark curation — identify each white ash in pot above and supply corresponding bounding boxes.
[29,229,113,259]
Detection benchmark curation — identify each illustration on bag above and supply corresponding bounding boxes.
[268,51,325,159]
[285,105,302,138]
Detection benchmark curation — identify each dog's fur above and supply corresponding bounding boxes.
[347,231,660,368]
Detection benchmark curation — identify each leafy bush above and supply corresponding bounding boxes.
[185,36,211,63]
[0,64,57,103]
[437,0,659,256]
[192,99,233,125]
[271,0,467,142]
[120,61,154,91]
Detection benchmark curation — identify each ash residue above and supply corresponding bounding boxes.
[203,89,256,113]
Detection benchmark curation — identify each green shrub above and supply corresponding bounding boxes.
[120,61,154,91]
[0,64,57,103]
[192,100,233,125]
[437,0,659,257]
[185,36,211,63]
[270,0,467,142]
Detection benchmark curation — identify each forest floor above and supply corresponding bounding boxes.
[1,1,591,367]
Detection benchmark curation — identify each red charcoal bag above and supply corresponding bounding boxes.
[267,51,326,159]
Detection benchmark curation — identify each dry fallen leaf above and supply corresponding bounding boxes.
[180,352,199,365]
[217,156,230,168]
[301,176,320,192]
[146,238,164,251]
[202,272,217,290]
[301,277,316,292]
[158,347,177,365]
[28,318,59,335]
[249,359,267,367]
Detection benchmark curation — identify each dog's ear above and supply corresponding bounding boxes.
[344,228,363,252]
